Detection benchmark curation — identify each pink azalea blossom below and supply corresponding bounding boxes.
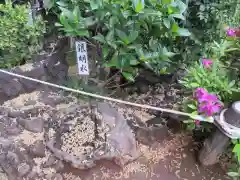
[198,101,222,116]
[194,88,223,116]
[202,58,213,68]
[195,88,208,99]
[227,28,236,36]
[198,93,218,103]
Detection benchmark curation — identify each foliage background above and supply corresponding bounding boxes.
[0,1,45,68]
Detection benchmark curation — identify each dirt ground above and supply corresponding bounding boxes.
[61,133,228,180]
[0,86,230,180]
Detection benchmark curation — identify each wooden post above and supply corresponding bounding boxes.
[198,101,240,166]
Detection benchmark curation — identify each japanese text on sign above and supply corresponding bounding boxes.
[75,41,89,75]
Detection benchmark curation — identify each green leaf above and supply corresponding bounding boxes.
[188,104,196,110]
[56,1,68,7]
[167,6,174,14]
[170,13,185,20]
[128,44,141,49]
[105,52,118,67]
[116,29,129,44]
[76,30,89,37]
[93,34,106,43]
[122,72,135,81]
[232,139,238,144]
[128,31,139,43]
[130,58,139,65]
[43,0,55,10]
[122,10,132,19]
[84,16,96,27]
[106,30,115,42]
[59,7,74,21]
[102,46,109,58]
[190,83,199,88]
[171,23,179,33]
[159,67,168,74]
[73,6,80,22]
[132,0,145,13]
[109,16,119,28]
[163,18,170,29]
[54,22,63,27]
[162,47,176,57]
[227,172,239,177]
[142,9,162,16]
[176,0,187,13]
[59,13,71,29]
[229,80,236,88]
[183,120,195,123]
[90,0,102,10]
[187,123,196,131]
[162,0,172,5]
[177,28,191,36]
[233,144,240,153]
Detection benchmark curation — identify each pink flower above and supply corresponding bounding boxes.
[227,29,236,36]
[198,102,222,116]
[194,88,223,116]
[195,88,208,99]
[202,58,213,68]
[198,93,218,103]
[195,120,200,126]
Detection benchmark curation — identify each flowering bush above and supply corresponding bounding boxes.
[182,27,240,179]
[181,27,240,130]
[201,58,213,68]
[226,28,240,37]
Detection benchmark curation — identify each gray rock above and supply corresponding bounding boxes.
[26,170,37,179]
[18,118,44,133]
[1,166,15,180]
[0,172,8,180]
[8,111,26,118]
[2,79,23,97]
[0,138,12,148]
[0,123,5,136]
[42,155,56,168]
[6,124,21,136]
[53,160,64,172]
[6,151,20,166]
[29,140,45,158]
[51,173,63,180]
[17,163,30,177]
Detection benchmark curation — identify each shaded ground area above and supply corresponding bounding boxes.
[0,85,229,180]
[61,133,227,180]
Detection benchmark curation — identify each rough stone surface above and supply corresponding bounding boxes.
[51,173,63,180]
[53,160,64,172]
[0,90,147,179]
[18,118,44,133]
[0,37,69,99]
[46,102,138,169]
[17,163,31,177]
[29,140,46,157]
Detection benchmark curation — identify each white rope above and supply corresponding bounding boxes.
[0,69,212,122]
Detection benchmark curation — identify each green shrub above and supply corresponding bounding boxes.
[187,0,240,45]
[0,0,45,68]
[181,28,240,180]
[45,0,191,80]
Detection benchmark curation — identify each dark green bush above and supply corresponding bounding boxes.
[45,0,191,80]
